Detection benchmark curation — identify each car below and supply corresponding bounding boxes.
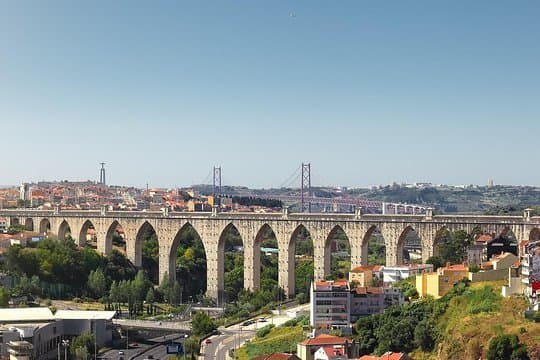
[242,320,254,326]
[258,317,267,322]
[205,338,212,344]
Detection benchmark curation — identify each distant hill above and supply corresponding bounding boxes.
[191,184,540,214]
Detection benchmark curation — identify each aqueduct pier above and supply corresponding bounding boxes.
[2,208,540,300]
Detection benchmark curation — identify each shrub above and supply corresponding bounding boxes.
[256,324,275,338]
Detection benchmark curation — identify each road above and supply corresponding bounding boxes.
[99,333,184,360]
[201,304,309,360]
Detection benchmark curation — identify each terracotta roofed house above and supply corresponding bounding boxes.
[297,334,358,360]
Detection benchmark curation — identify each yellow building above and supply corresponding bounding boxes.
[416,264,468,299]
[349,266,374,287]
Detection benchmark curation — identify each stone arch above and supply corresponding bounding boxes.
[217,223,244,303]
[135,221,158,280]
[433,226,451,257]
[286,224,314,297]
[397,225,418,265]
[39,218,51,235]
[104,220,126,255]
[324,225,351,280]
[360,225,384,266]
[58,220,72,241]
[252,223,279,292]
[167,222,207,302]
[79,220,96,248]
[530,228,540,241]
[488,226,518,259]
[24,218,34,231]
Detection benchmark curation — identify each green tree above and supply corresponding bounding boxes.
[426,256,443,270]
[87,268,107,298]
[70,333,95,360]
[145,288,155,304]
[414,318,438,351]
[487,334,529,360]
[191,311,217,337]
[0,287,10,307]
[159,272,173,303]
[184,337,200,357]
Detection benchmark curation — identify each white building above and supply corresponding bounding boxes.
[0,308,116,360]
[382,264,434,284]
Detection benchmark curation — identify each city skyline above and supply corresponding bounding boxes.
[2,1,539,188]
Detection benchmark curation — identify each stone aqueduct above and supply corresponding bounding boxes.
[2,208,540,300]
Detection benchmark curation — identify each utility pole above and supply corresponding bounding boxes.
[301,163,311,213]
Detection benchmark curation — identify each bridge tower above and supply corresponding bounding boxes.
[301,163,311,212]
[99,163,106,185]
[213,166,222,201]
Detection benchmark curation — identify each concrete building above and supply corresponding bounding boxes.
[349,287,384,322]
[416,264,469,299]
[310,281,350,332]
[381,264,433,284]
[348,266,382,287]
[311,282,405,327]
[0,308,116,360]
[297,334,357,360]
[468,252,520,283]
[383,287,405,308]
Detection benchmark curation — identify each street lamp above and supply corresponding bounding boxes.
[61,339,70,360]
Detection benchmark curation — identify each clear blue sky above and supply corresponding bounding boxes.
[1,1,539,188]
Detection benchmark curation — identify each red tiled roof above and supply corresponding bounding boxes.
[300,334,350,346]
[476,234,494,243]
[443,264,468,271]
[353,286,384,295]
[321,345,345,357]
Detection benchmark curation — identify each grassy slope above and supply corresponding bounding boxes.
[236,325,306,360]
[413,281,540,360]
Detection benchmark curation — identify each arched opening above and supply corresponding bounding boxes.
[170,223,207,304]
[105,221,126,254]
[289,224,314,300]
[218,223,244,303]
[39,218,51,235]
[24,218,34,231]
[399,226,422,265]
[325,225,351,281]
[11,218,20,226]
[433,227,470,265]
[58,220,72,241]
[530,228,540,241]
[136,221,159,284]
[254,224,280,295]
[489,227,518,259]
[362,226,386,266]
[79,220,96,248]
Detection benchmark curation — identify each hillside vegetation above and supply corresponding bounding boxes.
[355,280,539,360]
